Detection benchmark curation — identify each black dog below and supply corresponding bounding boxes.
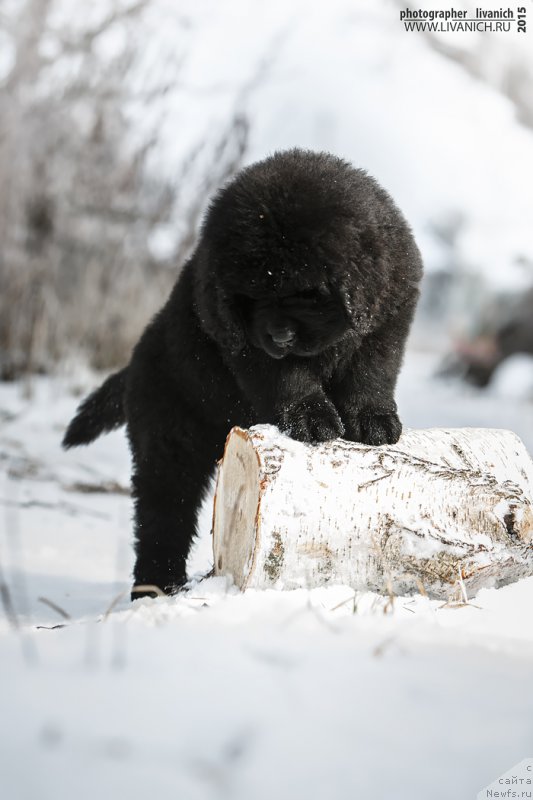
[63,149,423,597]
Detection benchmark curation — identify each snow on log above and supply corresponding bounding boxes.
[212,425,533,600]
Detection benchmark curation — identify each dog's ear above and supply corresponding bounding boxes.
[335,225,394,339]
[328,274,369,338]
[335,267,385,343]
[194,250,246,356]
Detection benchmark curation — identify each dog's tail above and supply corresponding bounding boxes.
[62,367,128,449]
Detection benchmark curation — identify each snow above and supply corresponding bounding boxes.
[1,351,533,799]
[489,354,533,401]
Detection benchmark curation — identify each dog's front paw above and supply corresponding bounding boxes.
[344,407,402,446]
[278,394,344,444]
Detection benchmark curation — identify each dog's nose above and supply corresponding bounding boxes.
[271,327,295,347]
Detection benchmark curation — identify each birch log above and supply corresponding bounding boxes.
[212,425,533,600]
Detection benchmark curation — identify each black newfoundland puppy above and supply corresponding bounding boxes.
[63,149,423,597]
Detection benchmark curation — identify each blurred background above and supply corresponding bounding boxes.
[1,0,532,393]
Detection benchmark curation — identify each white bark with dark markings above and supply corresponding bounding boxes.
[212,425,533,600]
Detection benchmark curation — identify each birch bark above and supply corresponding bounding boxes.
[213,425,533,599]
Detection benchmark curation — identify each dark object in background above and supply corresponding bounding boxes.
[62,148,423,597]
[441,291,533,388]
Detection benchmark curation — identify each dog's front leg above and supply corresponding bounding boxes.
[232,351,344,444]
[330,309,413,446]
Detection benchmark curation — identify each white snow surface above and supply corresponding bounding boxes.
[1,351,533,800]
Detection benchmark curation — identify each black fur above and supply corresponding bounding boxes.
[62,149,423,597]
[63,368,126,447]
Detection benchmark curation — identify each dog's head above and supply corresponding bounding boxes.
[194,148,415,357]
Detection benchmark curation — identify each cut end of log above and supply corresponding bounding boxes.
[213,428,261,589]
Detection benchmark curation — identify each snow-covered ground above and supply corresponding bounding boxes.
[1,350,532,800]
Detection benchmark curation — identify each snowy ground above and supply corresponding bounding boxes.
[1,349,533,800]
